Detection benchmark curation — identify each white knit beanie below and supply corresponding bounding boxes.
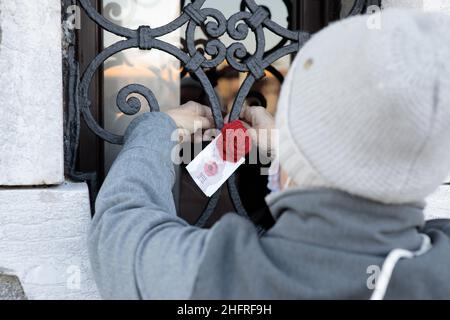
[276,9,450,204]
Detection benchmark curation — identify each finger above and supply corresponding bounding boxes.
[203,128,220,141]
[191,102,213,118]
[205,107,214,122]
[201,105,213,119]
[199,116,214,129]
[177,128,191,143]
[247,106,267,126]
[241,106,255,124]
[240,120,251,130]
[245,127,258,144]
[199,106,215,125]
[193,129,204,144]
[239,106,247,119]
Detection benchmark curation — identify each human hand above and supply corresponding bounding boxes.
[236,106,276,159]
[164,101,214,140]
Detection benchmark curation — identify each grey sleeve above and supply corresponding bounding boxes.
[88,112,211,299]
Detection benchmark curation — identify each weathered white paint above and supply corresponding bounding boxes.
[0,0,63,186]
[382,0,424,9]
[423,0,450,13]
[0,181,100,299]
[382,0,450,12]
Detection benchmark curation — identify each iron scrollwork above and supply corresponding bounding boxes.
[66,0,374,228]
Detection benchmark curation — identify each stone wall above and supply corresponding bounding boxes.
[0,0,63,186]
[0,182,99,299]
[0,0,99,299]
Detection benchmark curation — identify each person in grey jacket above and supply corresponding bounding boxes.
[89,9,450,299]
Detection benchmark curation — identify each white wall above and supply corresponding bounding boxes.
[0,0,99,299]
[0,182,99,299]
[0,0,64,186]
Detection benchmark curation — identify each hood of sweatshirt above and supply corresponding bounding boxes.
[266,188,426,256]
[193,188,450,299]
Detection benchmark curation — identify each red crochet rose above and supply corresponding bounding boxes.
[216,120,252,162]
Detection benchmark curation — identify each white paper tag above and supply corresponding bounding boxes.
[186,135,245,197]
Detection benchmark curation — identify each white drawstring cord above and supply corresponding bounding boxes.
[370,234,432,300]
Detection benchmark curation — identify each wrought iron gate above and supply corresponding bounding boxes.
[64,0,378,228]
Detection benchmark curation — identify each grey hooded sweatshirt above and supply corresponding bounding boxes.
[89,112,450,299]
